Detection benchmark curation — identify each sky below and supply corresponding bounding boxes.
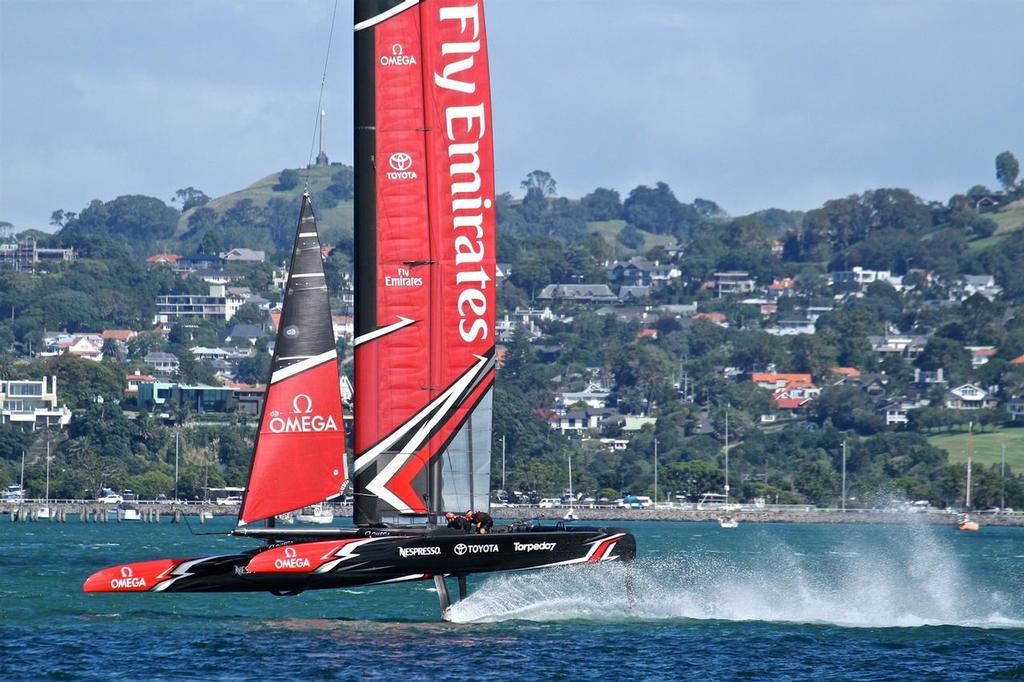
[1,0,1022,231]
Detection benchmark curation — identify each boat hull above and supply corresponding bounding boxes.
[83,525,635,594]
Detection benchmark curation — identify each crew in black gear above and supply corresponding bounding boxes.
[445,511,471,532]
[466,510,493,534]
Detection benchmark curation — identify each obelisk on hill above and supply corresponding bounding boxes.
[316,109,329,166]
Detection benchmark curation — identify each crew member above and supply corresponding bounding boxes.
[466,510,493,534]
[445,511,471,532]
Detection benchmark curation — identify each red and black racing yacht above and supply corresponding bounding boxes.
[83,0,635,618]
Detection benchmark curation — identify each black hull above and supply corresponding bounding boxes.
[83,525,635,596]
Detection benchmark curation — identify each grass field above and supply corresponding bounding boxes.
[586,220,677,255]
[991,198,1024,235]
[927,427,1024,470]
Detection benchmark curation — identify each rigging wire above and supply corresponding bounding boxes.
[304,0,341,190]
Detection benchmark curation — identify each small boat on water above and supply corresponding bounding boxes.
[957,421,981,532]
[295,503,333,525]
[719,516,738,529]
[956,513,979,532]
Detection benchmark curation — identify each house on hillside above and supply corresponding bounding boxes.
[146,253,180,267]
[219,324,266,346]
[537,283,618,304]
[879,396,930,426]
[714,271,756,297]
[607,257,680,286]
[155,284,246,323]
[144,351,180,374]
[956,274,1001,301]
[966,346,998,368]
[220,248,266,263]
[944,383,998,410]
[0,376,72,430]
[1005,398,1024,422]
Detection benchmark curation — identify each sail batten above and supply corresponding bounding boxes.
[238,194,347,526]
[353,0,496,525]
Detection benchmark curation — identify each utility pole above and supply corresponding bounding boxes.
[841,440,847,512]
[501,435,506,492]
[1001,443,1006,511]
[654,438,659,506]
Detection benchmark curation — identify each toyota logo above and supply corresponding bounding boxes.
[454,543,467,556]
[389,152,413,171]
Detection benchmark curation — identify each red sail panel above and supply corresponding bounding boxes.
[420,0,497,477]
[354,2,433,515]
[352,0,495,520]
[240,360,347,525]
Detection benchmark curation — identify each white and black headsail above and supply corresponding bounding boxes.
[351,0,496,525]
[238,193,347,526]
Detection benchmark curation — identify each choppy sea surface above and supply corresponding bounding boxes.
[1,517,1022,680]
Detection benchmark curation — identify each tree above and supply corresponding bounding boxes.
[580,188,622,221]
[235,354,271,384]
[199,230,223,255]
[521,170,557,197]
[46,355,125,408]
[616,223,645,250]
[172,187,211,212]
[996,151,1019,190]
[915,336,971,379]
[49,210,76,228]
[274,169,300,192]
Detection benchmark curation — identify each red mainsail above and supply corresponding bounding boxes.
[353,0,496,524]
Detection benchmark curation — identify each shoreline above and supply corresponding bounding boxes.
[3,501,1023,527]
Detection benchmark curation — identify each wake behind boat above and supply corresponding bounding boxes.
[83,0,635,618]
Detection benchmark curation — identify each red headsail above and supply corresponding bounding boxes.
[238,195,347,525]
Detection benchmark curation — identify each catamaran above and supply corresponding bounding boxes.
[83,0,635,618]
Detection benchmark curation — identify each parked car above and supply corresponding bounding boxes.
[537,498,560,508]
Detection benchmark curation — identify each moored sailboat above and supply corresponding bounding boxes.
[83,0,635,618]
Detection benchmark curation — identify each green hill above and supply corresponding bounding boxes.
[175,165,353,255]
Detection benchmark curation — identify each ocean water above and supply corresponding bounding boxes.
[1,517,1022,681]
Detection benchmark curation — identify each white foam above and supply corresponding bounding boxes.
[447,525,1023,629]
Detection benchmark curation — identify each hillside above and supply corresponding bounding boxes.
[176,165,353,254]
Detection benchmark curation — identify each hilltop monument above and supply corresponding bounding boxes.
[315,109,329,167]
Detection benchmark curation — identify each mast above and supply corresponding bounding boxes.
[568,452,573,512]
[965,421,973,510]
[724,409,730,506]
[653,438,658,507]
[20,450,25,491]
[174,428,179,502]
[841,440,847,512]
[1001,443,1006,511]
[44,438,50,507]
